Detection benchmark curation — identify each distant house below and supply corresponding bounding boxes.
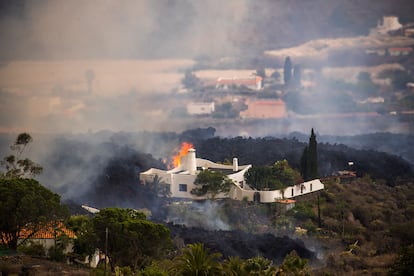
[240,99,287,119]
[388,47,413,56]
[370,16,402,35]
[186,102,215,115]
[17,221,75,256]
[216,76,263,90]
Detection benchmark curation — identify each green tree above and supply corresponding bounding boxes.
[301,129,319,181]
[244,256,277,275]
[182,70,201,91]
[221,256,248,276]
[0,178,68,250]
[244,166,273,190]
[169,243,222,276]
[283,57,292,86]
[0,133,43,179]
[271,160,301,188]
[277,250,311,275]
[67,215,96,259]
[90,208,171,271]
[245,161,300,191]
[271,71,281,82]
[192,170,233,199]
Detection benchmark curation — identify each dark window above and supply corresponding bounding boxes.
[291,188,294,197]
[310,183,313,191]
[179,184,187,192]
[301,185,304,194]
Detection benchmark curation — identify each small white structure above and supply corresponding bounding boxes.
[216,76,263,90]
[186,102,215,115]
[140,149,324,203]
[370,16,402,35]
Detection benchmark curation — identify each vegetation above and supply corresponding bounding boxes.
[192,169,233,199]
[300,128,319,181]
[245,160,301,191]
[0,133,42,179]
[169,243,222,275]
[0,178,68,250]
[73,208,171,271]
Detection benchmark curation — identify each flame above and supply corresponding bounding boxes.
[172,142,194,168]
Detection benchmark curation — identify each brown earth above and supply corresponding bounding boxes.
[0,255,90,276]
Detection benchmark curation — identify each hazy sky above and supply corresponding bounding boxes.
[0,0,253,133]
[0,0,248,59]
[0,0,413,134]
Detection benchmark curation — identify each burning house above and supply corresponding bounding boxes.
[140,146,324,203]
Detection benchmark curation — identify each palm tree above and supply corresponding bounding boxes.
[221,256,248,276]
[169,243,222,276]
[244,256,277,276]
[276,250,311,275]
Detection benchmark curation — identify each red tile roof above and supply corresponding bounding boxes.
[18,222,76,239]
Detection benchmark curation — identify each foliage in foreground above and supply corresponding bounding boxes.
[72,208,172,271]
[0,178,68,250]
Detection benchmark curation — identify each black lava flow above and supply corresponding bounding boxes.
[167,224,314,263]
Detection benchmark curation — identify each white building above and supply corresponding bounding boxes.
[140,148,324,203]
[370,16,402,35]
[186,102,215,115]
[216,76,263,90]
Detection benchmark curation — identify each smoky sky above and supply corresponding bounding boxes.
[1,0,414,134]
[0,0,249,59]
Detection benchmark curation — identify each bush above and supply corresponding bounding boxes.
[18,242,46,257]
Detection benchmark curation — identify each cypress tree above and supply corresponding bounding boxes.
[300,128,319,181]
[306,128,319,180]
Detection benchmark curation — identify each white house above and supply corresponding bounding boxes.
[370,16,402,35]
[140,148,324,203]
[216,76,263,90]
[186,102,215,115]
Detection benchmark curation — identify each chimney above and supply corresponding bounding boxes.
[187,148,197,175]
[233,157,239,172]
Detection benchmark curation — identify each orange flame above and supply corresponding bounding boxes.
[172,142,194,168]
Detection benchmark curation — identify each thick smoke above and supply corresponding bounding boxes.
[166,201,231,231]
[0,0,248,60]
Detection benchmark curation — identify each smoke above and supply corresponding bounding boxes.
[166,200,230,231]
[0,0,249,60]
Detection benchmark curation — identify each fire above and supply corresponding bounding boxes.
[172,142,194,168]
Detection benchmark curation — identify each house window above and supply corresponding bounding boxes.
[179,184,187,192]
[291,188,294,197]
[310,183,313,191]
[301,185,304,194]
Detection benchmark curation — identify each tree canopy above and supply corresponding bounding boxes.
[0,178,68,249]
[0,133,42,179]
[244,160,301,191]
[170,243,222,276]
[76,208,171,271]
[192,169,233,199]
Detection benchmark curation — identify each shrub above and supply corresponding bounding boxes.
[18,242,46,257]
